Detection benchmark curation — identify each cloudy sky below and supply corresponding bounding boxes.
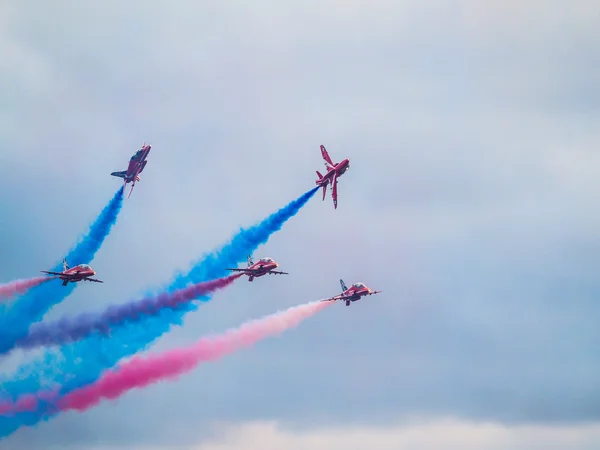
[1,0,600,448]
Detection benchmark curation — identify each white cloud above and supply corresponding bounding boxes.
[193,419,600,450]
[458,0,600,43]
[83,419,600,450]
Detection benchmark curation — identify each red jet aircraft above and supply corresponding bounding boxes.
[315,145,350,209]
[320,279,381,306]
[111,143,151,198]
[226,255,289,282]
[41,259,103,287]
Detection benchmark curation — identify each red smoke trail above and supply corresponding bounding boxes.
[0,300,333,415]
[0,277,54,301]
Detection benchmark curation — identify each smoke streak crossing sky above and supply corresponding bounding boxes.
[0,187,124,352]
[0,277,53,301]
[0,301,333,417]
[15,274,242,351]
[0,188,317,437]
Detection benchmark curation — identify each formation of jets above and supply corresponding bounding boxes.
[40,143,381,306]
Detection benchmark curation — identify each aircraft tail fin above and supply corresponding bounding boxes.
[340,279,348,293]
[247,255,254,267]
[316,170,323,180]
[63,259,69,271]
[110,171,127,179]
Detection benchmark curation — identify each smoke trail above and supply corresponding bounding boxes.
[0,300,333,416]
[15,274,241,351]
[0,277,54,301]
[173,187,320,290]
[0,187,124,353]
[0,187,316,436]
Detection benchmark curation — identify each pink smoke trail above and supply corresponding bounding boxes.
[0,277,54,301]
[0,300,333,415]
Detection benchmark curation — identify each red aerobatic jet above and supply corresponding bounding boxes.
[226,255,289,282]
[111,143,151,198]
[41,259,103,287]
[320,279,382,306]
[315,145,350,209]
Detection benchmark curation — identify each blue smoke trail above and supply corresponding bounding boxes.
[0,187,124,355]
[0,187,317,438]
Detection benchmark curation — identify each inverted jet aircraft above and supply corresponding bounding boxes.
[111,143,151,198]
[315,145,350,209]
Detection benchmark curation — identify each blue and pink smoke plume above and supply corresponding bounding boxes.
[0,187,317,437]
[0,300,332,417]
[0,187,124,354]
[13,274,241,352]
[0,277,53,302]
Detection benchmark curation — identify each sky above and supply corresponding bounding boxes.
[1,0,600,448]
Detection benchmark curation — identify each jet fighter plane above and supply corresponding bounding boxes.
[320,279,381,306]
[315,144,350,209]
[226,255,289,282]
[41,259,103,287]
[111,143,151,198]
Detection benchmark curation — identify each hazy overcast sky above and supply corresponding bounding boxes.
[1,1,600,449]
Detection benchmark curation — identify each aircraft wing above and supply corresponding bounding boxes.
[318,294,345,302]
[226,268,288,275]
[40,270,63,276]
[85,277,104,283]
[320,145,334,166]
[368,290,382,295]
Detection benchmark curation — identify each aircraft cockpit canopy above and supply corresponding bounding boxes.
[353,282,366,288]
[260,257,274,263]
